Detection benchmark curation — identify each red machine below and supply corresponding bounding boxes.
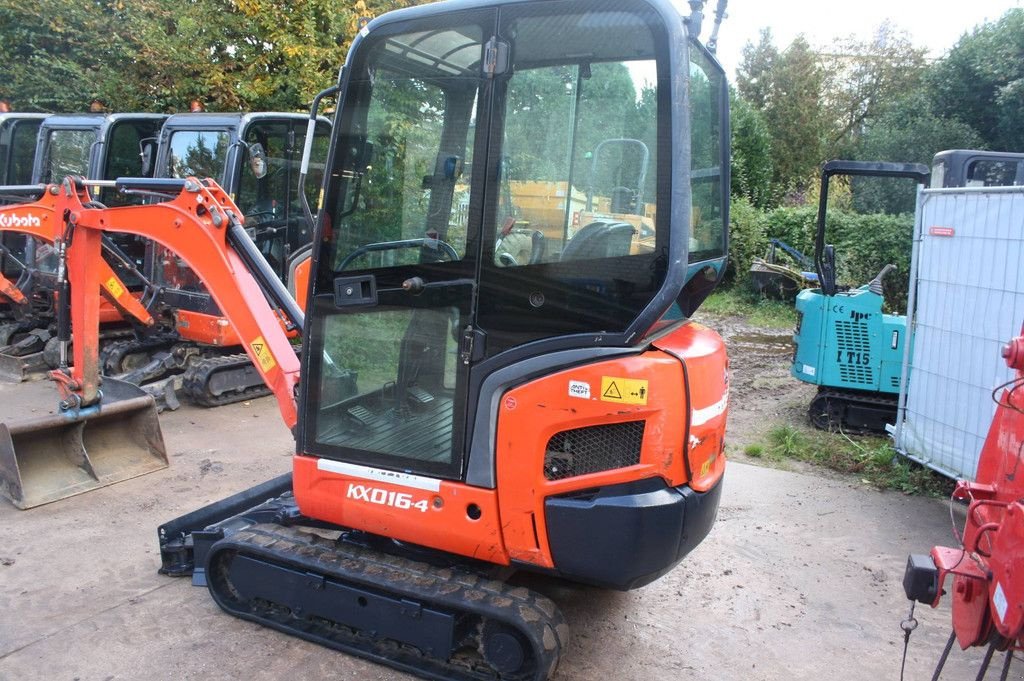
[904,324,1024,676]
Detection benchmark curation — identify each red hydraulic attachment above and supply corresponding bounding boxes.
[0,271,28,306]
[52,177,300,427]
[0,191,153,326]
[908,323,1024,656]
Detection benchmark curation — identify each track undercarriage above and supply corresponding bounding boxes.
[101,336,279,409]
[808,387,898,433]
[159,484,567,681]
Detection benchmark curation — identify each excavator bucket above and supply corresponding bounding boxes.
[0,377,167,509]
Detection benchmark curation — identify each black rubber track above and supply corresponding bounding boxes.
[205,524,568,681]
[182,353,272,407]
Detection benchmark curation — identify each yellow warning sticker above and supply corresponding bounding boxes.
[249,336,277,372]
[600,376,649,405]
[104,276,125,300]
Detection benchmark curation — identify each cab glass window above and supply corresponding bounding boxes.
[966,160,1018,187]
[166,130,230,180]
[689,46,726,261]
[8,120,41,184]
[44,129,94,183]
[101,119,163,206]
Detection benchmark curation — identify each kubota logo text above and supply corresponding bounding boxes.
[346,483,429,512]
[0,213,41,229]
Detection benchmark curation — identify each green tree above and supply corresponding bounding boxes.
[736,29,778,110]
[0,0,131,110]
[0,0,417,112]
[764,36,830,198]
[822,23,928,154]
[927,8,1024,152]
[854,91,983,213]
[737,32,831,200]
[729,90,773,208]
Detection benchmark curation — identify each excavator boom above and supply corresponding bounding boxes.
[56,177,300,427]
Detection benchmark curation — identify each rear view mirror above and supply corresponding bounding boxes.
[248,142,268,179]
[138,138,157,176]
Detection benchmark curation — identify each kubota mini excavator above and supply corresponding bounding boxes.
[0,113,165,379]
[903,321,1024,678]
[21,0,731,677]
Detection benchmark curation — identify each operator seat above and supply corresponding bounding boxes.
[560,221,636,261]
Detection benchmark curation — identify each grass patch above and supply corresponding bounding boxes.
[759,424,954,497]
[743,444,765,458]
[701,286,797,329]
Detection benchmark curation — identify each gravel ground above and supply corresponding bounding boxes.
[0,314,1001,680]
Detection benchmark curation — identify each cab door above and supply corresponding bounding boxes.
[302,11,495,480]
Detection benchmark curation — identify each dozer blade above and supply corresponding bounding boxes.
[0,377,168,509]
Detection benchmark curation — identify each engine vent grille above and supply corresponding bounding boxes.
[544,421,645,481]
[835,320,873,385]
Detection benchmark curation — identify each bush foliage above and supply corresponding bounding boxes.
[727,200,914,312]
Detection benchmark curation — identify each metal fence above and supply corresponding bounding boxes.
[891,186,1024,480]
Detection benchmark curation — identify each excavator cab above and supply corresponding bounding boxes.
[304,0,727,477]
[296,0,729,571]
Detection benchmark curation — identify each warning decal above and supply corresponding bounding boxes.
[600,376,648,405]
[249,335,277,372]
[104,276,125,299]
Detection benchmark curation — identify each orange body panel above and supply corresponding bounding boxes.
[174,309,242,346]
[653,321,729,492]
[496,321,727,568]
[294,455,510,564]
[292,255,311,312]
[495,350,688,568]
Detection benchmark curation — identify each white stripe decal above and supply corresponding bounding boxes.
[691,390,728,427]
[316,459,442,492]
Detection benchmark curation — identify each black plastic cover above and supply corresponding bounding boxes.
[903,553,939,604]
[543,475,723,590]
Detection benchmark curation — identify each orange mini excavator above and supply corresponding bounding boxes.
[0,188,154,379]
[26,0,731,677]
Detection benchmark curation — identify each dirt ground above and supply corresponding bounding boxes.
[0,313,1005,680]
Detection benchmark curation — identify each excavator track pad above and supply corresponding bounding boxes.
[182,352,272,407]
[0,377,167,508]
[205,523,567,680]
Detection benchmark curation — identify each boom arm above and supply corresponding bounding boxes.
[55,177,300,428]
[0,192,153,325]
